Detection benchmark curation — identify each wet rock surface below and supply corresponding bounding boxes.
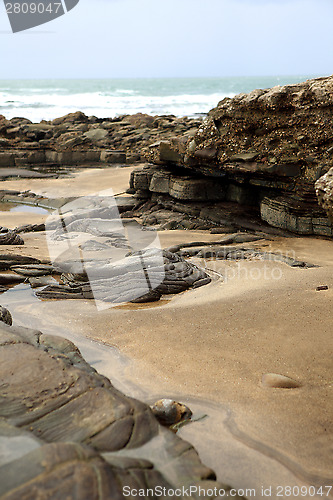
[0,322,244,499]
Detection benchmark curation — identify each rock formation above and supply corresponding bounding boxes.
[0,321,244,499]
[136,76,333,236]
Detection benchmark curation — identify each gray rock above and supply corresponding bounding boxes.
[0,322,237,498]
[151,399,193,427]
[84,128,108,141]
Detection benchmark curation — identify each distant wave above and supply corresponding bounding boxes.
[0,76,314,123]
[0,90,234,121]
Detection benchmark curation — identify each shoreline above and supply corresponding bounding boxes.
[0,166,332,498]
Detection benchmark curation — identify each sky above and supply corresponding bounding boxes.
[0,0,333,79]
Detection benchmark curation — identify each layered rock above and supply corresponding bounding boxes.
[140,76,333,236]
[0,112,201,168]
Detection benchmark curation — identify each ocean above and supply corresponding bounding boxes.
[0,75,319,123]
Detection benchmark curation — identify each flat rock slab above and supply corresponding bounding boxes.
[0,323,237,498]
[0,273,26,285]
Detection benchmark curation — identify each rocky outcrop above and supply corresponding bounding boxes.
[0,321,244,499]
[0,112,201,168]
[139,76,333,236]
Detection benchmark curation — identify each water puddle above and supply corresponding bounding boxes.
[0,284,329,499]
[0,202,50,214]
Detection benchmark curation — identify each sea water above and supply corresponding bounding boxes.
[0,75,320,122]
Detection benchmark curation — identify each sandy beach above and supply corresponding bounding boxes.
[1,165,332,498]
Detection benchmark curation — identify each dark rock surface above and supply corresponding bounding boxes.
[0,228,24,246]
[315,166,333,221]
[137,77,333,236]
[151,399,193,427]
[0,322,244,499]
[0,112,201,168]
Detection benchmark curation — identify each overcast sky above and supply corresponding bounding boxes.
[0,0,332,79]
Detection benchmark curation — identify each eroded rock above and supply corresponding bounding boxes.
[0,321,239,498]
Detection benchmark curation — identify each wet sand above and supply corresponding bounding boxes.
[1,166,332,497]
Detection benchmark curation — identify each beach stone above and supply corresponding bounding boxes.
[0,306,12,326]
[262,373,302,389]
[0,255,40,271]
[315,167,333,221]
[0,229,24,246]
[316,285,329,291]
[14,223,45,233]
[37,247,212,303]
[52,111,89,125]
[83,128,108,141]
[151,399,193,427]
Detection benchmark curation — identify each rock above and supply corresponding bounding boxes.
[51,111,89,125]
[0,255,40,271]
[14,223,46,233]
[36,247,211,303]
[151,399,193,426]
[315,167,333,222]
[0,228,24,246]
[83,128,108,141]
[316,285,329,291]
[0,306,12,325]
[148,140,184,164]
[100,150,126,164]
[262,373,302,389]
[11,264,56,277]
[0,322,234,498]
[135,76,333,235]
[0,274,26,285]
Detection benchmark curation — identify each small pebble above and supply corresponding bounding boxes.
[316,285,329,291]
[151,399,192,426]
